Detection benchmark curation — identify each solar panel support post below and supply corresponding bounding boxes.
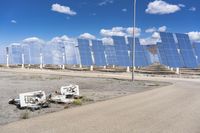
[62,52,65,70]
[126,66,130,72]
[22,53,25,69]
[6,54,9,68]
[103,66,106,69]
[90,65,94,71]
[132,0,137,81]
[176,68,180,74]
[40,53,43,69]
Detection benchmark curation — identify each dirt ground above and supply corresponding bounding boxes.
[0,70,170,125]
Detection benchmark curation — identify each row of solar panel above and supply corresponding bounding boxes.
[0,36,151,67]
[158,32,200,68]
[0,33,199,68]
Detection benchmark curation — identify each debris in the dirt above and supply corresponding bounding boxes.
[9,91,49,110]
[49,84,80,104]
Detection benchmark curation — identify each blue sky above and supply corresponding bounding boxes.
[0,0,200,45]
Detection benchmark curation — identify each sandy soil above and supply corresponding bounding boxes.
[0,70,170,125]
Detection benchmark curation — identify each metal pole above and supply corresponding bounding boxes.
[132,0,136,81]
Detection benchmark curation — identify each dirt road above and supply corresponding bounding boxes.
[1,69,200,133]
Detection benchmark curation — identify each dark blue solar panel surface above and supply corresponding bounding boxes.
[193,43,200,65]
[127,37,149,67]
[10,45,22,64]
[159,32,183,68]
[78,39,93,66]
[91,40,106,66]
[175,33,198,68]
[112,36,130,67]
[104,45,118,65]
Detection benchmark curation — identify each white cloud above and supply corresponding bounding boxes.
[22,37,45,45]
[189,7,196,11]
[49,35,74,45]
[11,20,17,24]
[102,37,114,45]
[158,26,167,32]
[145,26,167,33]
[100,27,141,37]
[79,33,96,40]
[140,31,161,45]
[178,4,185,8]
[122,8,127,12]
[98,0,113,6]
[51,3,77,16]
[152,32,160,39]
[145,27,157,33]
[188,32,200,42]
[145,0,181,15]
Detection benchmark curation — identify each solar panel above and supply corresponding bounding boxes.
[77,39,93,66]
[193,43,200,66]
[23,43,42,65]
[175,33,198,68]
[91,40,106,66]
[9,44,22,64]
[42,45,54,65]
[112,36,130,67]
[64,41,78,65]
[145,45,160,64]
[104,45,118,66]
[127,37,149,67]
[159,32,183,68]
[157,42,168,65]
[0,46,7,64]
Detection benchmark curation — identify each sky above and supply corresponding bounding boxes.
[0,0,200,45]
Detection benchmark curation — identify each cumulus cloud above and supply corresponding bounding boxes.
[102,37,114,45]
[140,31,161,45]
[158,26,167,32]
[100,27,141,37]
[188,32,200,42]
[145,26,167,33]
[145,0,182,15]
[98,0,113,6]
[145,27,157,33]
[11,20,17,24]
[79,33,96,40]
[189,7,196,11]
[51,3,77,16]
[22,37,45,44]
[49,35,74,45]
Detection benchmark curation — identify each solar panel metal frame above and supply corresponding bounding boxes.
[175,33,198,68]
[159,32,183,68]
[77,39,93,66]
[112,36,130,67]
[127,37,149,67]
[91,40,106,66]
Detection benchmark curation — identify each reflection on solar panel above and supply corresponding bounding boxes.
[23,44,41,64]
[77,39,93,66]
[159,32,183,68]
[42,45,53,64]
[145,45,160,64]
[104,45,118,66]
[10,44,22,64]
[193,43,200,65]
[127,37,149,67]
[175,33,198,68]
[157,42,168,65]
[112,36,130,66]
[51,44,63,65]
[91,40,106,66]
[0,46,6,64]
[65,41,78,65]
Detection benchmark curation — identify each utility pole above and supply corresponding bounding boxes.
[132,0,137,81]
